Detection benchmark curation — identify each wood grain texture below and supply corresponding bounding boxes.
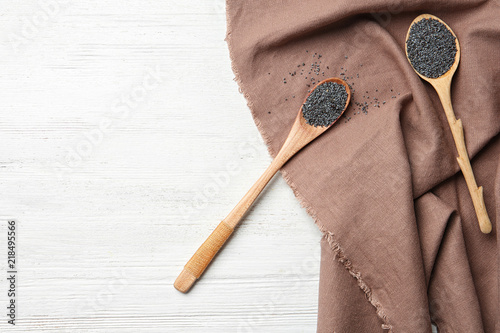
[0,1,322,332]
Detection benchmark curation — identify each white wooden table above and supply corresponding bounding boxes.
[0,2,441,332]
[0,1,323,331]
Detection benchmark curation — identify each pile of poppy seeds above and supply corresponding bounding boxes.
[406,18,457,78]
[301,82,348,127]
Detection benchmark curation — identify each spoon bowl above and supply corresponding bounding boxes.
[174,78,350,292]
[405,14,461,84]
[405,14,491,234]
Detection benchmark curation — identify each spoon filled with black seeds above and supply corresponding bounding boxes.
[405,14,491,234]
[302,81,348,127]
[175,78,350,293]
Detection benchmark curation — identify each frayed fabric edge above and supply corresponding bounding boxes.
[224,1,277,158]
[321,228,394,332]
[281,169,394,333]
[224,1,392,331]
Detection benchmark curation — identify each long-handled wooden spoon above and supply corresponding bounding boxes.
[405,14,491,234]
[174,78,351,292]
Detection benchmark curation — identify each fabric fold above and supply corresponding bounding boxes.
[226,1,499,331]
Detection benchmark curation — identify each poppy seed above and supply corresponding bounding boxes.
[302,82,348,127]
[406,18,457,78]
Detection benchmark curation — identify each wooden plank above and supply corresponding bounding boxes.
[0,1,322,331]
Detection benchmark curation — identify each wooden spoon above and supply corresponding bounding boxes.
[174,78,351,292]
[405,14,491,234]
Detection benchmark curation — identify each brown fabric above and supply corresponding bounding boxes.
[226,1,500,332]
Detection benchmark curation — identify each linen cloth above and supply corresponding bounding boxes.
[226,0,500,332]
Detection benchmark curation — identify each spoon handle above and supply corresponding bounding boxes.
[434,84,492,234]
[174,154,287,293]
